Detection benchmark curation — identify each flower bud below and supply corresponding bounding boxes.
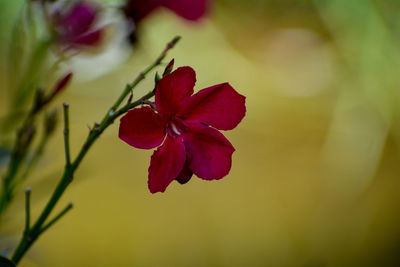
[32,87,45,113]
[154,72,161,84]
[44,109,59,136]
[16,124,36,157]
[54,72,73,94]
[163,59,174,77]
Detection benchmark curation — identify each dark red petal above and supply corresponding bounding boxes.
[54,72,73,93]
[73,29,103,46]
[179,83,246,130]
[123,0,161,23]
[175,161,193,184]
[182,122,235,180]
[148,136,186,193]
[162,0,209,21]
[59,2,97,37]
[155,67,196,120]
[119,106,166,149]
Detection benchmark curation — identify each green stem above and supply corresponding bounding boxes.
[39,203,73,235]
[24,189,31,236]
[0,158,22,214]
[0,38,55,218]
[0,115,36,217]
[11,36,179,264]
[108,35,181,114]
[62,103,71,168]
[18,131,49,184]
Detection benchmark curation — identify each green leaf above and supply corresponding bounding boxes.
[0,255,16,267]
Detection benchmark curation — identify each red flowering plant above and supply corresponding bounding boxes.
[119,65,246,193]
[0,0,243,265]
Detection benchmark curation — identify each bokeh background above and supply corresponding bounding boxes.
[1,0,400,266]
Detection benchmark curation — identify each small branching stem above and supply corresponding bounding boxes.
[0,113,36,217]
[0,62,66,217]
[39,203,73,235]
[11,36,180,264]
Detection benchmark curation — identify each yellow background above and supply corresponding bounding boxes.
[1,1,400,266]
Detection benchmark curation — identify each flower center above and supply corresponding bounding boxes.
[170,123,181,135]
[167,117,187,138]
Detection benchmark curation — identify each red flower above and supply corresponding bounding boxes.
[123,0,211,43]
[54,1,104,49]
[119,67,246,193]
[123,0,210,24]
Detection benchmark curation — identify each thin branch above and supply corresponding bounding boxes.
[19,131,49,184]
[24,188,31,236]
[109,35,181,113]
[62,103,71,168]
[155,36,181,65]
[39,203,73,235]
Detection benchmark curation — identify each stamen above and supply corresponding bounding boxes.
[171,123,182,135]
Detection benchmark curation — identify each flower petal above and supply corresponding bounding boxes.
[59,3,97,38]
[162,0,209,21]
[155,67,196,120]
[175,161,193,184]
[73,29,103,46]
[148,136,186,193]
[182,122,235,180]
[179,83,246,131]
[119,106,166,149]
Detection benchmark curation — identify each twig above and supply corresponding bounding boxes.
[24,188,31,236]
[39,203,73,235]
[107,35,181,115]
[63,103,71,168]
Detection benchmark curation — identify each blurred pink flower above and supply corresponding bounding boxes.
[54,1,104,49]
[119,66,246,193]
[123,0,211,24]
